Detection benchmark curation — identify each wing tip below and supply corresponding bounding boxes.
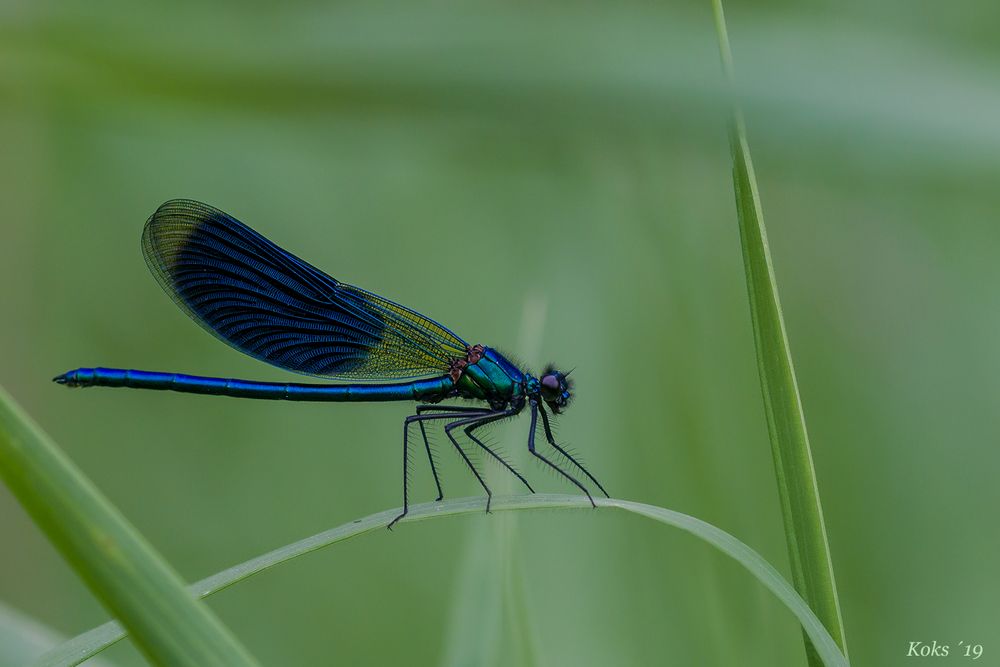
[146,199,219,227]
[142,199,228,270]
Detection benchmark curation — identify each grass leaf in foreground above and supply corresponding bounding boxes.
[40,494,848,667]
[0,600,116,667]
[0,387,259,667]
[710,2,849,664]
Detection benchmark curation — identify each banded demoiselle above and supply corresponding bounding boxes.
[55,200,608,527]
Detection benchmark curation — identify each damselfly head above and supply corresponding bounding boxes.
[539,365,573,413]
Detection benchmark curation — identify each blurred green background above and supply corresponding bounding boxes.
[2,1,999,665]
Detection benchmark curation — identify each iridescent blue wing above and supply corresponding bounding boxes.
[141,199,469,380]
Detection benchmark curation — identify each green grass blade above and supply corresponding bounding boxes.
[440,521,504,666]
[0,387,260,667]
[0,601,65,667]
[40,494,848,667]
[710,2,849,664]
[0,600,119,667]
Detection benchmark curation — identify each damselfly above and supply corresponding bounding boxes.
[55,200,608,527]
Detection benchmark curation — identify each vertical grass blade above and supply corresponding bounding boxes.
[710,2,849,664]
[440,521,504,667]
[0,386,260,667]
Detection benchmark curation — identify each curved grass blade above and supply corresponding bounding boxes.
[40,494,848,667]
[0,600,119,667]
[0,387,259,667]
[0,602,117,667]
[710,2,849,664]
[0,601,68,667]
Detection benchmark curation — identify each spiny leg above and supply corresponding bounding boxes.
[390,411,478,530]
[538,403,609,498]
[460,411,535,494]
[527,400,595,507]
[416,419,443,501]
[415,405,489,500]
[415,405,491,501]
[442,417,494,513]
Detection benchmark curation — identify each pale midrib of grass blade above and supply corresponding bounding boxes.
[440,521,504,667]
[440,293,547,667]
[500,295,548,667]
[710,2,849,665]
[0,387,260,667]
[40,494,848,667]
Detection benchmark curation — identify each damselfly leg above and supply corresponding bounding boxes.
[439,415,497,513]
[415,404,489,501]
[392,410,488,530]
[461,410,535,494]
[537,404,609,498]
[443,412,533,508]
[405,406,533,523]
[527,399,596,507]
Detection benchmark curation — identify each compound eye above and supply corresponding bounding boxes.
[541,374,561,391]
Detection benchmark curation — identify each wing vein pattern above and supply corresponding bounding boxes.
[141,199,468,380]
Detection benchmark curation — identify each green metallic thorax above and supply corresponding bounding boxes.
[453,347,526,409]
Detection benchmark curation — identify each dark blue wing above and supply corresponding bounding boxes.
[141,199,468,380]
